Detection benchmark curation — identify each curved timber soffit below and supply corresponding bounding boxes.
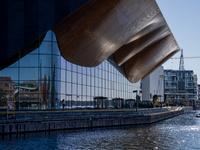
[3,0,179,83]
[51,0,180,83]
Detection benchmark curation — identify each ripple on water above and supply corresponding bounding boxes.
[1,112,200,149]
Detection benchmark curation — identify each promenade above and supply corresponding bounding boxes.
[0,107,193,134]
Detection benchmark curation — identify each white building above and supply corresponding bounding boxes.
[142,66,165,102]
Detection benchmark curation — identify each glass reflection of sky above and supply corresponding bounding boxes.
[0,29,141,103]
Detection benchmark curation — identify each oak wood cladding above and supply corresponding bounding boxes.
[51,0,180,83]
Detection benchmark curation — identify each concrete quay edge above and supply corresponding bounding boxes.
[0,107,193,134]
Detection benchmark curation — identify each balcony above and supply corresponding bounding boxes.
[186,86,197,89]
[165,86,176,89]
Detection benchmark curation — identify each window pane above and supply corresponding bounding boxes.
[72,72,77,83]
[0,68,18,81]
[61,70,65,82]
[78,74,82,84]
[67,71,71,82]
[20,68,38,81]
[20,54,38,67]
[72,84,77,95]
[83,75,86,85]
[61,82,65,94]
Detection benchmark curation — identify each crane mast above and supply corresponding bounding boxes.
[178,49,185,90]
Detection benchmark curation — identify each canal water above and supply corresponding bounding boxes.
[1,111,200,150]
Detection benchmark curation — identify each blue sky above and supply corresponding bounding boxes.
[156,0,200,83]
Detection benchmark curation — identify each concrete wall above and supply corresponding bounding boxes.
[142,66,164,102]
[0,108,186,134]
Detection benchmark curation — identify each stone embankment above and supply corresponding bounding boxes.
[0,107,193,134]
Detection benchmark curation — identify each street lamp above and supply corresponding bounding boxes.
[133,90,138,112]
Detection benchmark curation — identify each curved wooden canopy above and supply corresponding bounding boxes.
[50,0,180,83]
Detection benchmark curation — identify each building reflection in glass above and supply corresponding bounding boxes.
[0,30,141,110]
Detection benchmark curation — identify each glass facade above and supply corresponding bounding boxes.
[0,30,141,110]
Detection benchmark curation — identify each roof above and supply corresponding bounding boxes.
[52,0,180,83]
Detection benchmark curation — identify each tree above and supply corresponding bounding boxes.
[0,88,7,107]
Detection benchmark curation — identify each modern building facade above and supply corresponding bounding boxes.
[164,69,198,105]
[0,0,89,66]
[142,66,164,102]
[0,0,180,110]
[0,30,141,110]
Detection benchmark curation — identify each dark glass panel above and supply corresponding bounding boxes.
[8,60,19,68]
[20,54,38,67]
[19,68,38,81]
[29,47,39,55]
[53,55,61,68]
[0,68,18,81]
[18,88,39,110]
[40,54,51,67]
[52,41,60,55]
[39,41,52,54]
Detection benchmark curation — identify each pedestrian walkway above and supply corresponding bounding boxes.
[0,107,176,121]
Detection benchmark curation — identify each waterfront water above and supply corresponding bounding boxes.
[0,111,200,150]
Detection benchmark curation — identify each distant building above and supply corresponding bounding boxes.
[197,84,200,104]
[142,66,165,103]
[164,69,198,105]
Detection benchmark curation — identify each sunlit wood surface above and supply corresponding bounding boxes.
[51,0,180,83]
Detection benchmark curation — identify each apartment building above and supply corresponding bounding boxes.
[164,69,198,105]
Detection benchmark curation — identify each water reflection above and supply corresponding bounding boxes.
[1,112,200,150]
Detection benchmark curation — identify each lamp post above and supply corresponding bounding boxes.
[133,90,138,112]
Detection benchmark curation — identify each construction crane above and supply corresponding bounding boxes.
[171,56,200,59]
[178,49,185,90]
